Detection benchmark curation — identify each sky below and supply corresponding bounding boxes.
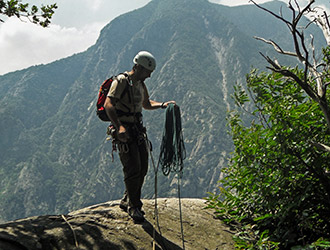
[0,0,328,75]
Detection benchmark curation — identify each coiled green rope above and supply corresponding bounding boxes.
[152,103,186,249]
[158,104,186,176]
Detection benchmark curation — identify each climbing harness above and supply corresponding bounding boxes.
[106,125,129,161]
[107,120,147,161]
[147,103,186,250]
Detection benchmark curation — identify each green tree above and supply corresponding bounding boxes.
[207,1,330,249]
[0,0,57,27]
[208,67,330,249]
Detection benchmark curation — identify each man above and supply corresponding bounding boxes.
[104,51,175,223]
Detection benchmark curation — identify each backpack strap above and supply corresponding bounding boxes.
[114,72,132,113]
[120,72,131,103]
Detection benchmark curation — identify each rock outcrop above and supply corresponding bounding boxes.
[0,198,234,249]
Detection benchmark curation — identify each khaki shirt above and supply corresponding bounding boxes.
[107,73,149,123]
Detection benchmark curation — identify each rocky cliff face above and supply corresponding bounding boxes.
[0,198,234,250]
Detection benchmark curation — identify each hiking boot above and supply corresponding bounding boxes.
[129,207,145,223]
[139,208,145,215]
[119,192,129,212]
[120,202,145,215]
[119,199,128,212]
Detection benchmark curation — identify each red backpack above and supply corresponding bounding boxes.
[96,73,129,121]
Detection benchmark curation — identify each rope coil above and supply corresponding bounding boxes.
[149,103,186,250]
[158,104,186,176]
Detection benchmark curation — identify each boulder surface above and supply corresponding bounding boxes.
[0,198,234,249]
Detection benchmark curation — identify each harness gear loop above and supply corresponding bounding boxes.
[107,124,130,161]
[107,125,117,162]
[118,142,129,153]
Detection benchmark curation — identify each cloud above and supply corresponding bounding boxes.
[209,0,272,6]
[89,0,104,11]
[211,0,329,10]
[0,18,105,75]
[0,0,151,75]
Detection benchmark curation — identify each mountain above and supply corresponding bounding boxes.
[0,0,326,222]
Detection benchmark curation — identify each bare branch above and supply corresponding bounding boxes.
[309,8,330,45]
[249,0,291,26]
[260,52,319,101]
[293,0,300,13]
[289,6,307,64]
[317,11,330,45]
[254,36,297,57]
[325,11,330,29]
[325,82,330,88]
[294,0,315,23]
[253,0,330,129]
[252,0,314,67]
[312,141,330,153]
[259,52,281,69]
[309,34,325,98]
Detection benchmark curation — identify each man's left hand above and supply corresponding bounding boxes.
[162,101,176,109]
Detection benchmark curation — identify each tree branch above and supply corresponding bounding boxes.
[249,0,291,26]
[312,141,330,153]
[254,36,297,57]
[259,52,319,101]
[253,1,330,129]
[0,2,57,27]
[316,11,330,45]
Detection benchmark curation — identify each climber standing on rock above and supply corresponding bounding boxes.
[104,51,176,223]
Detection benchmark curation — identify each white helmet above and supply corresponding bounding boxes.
[133,51,156,71]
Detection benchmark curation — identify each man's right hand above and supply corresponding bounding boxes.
[117,125,129,142]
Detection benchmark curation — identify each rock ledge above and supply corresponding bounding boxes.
[0,198,234,249]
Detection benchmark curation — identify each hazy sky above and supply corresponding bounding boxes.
[0,0,328,75]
